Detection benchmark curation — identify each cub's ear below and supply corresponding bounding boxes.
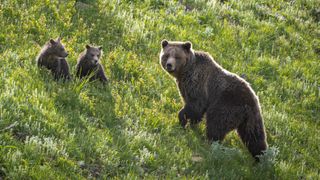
[182,41,192,51]
[57,37,61,42]
[98,46,102,51]
[86,45,91,49]
[50,39,56,45]
[161,39,169,48]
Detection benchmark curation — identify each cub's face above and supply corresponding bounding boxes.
[160,39,192,77]
[85,45,102,65]
[49,37,69,58]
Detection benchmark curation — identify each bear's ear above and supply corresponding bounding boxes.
[50,39,56,45]
[86,45,91,49]
[57,37,61,42]
[182,41,192,51]
[98,46,102,51]
[161,39,169,48]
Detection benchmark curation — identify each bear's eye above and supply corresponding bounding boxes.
[162,54,169,60]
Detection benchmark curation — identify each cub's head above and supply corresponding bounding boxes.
[85,45,102,65]
[159,39,193,77]
[48,37,68,58]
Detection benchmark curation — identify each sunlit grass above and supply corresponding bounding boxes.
[0,0,319,178]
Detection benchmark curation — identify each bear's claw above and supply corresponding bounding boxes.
[178,109,188,128]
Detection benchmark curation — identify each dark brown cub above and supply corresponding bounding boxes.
[76,45,108,84]
[37,37,71,80]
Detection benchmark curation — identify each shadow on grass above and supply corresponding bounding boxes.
[174,122,278,179]
[48,78,120,177]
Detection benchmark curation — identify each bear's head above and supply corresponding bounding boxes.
[84,45,102,65]
[159,39,193,78]
[48,37,69,58]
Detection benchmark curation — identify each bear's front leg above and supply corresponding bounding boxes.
[178,108,188,128]
[97,64,108,84]
[184,105,203,125]
[60,59,71,80]
[178,105,203,128]
[190,118,202,125]
[52,60,62,80]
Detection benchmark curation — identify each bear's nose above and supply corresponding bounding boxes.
[166,63,173,70]
[65,53,69,57]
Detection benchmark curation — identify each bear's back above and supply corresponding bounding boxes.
[193,51,258,107]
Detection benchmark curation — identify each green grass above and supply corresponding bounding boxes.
[0,0,319,179]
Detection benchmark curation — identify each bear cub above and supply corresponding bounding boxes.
[76,45,108,84]
[159,40,268,161]
[37,37,71,80]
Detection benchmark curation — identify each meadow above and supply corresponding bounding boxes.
[0,0,319,179]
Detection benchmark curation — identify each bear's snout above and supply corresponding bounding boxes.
[91,59,98,64]
[61,52,68,57]
[166,63,173,71]
[165,57,176,72]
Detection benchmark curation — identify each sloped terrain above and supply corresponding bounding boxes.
[0,0,319,179]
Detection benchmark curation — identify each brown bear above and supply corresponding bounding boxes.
[159,40,268,161]
[76,45,108,84]
[37,37,71,80]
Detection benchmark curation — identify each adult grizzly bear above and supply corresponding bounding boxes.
[159,40,267,161]
[37,37,71,80]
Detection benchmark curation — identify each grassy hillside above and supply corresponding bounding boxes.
[0,0,319,179]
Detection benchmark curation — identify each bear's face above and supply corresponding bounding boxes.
[85,45,102,65]
[160,40,192,77]
[49,37,69,58]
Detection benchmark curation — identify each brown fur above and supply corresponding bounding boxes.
[76,45,108,84]
[159,40,268,161]
[37,37,71,80]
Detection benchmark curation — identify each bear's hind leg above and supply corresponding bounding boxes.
[237,118,267,161]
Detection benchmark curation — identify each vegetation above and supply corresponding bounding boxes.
[0,0,319,179]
